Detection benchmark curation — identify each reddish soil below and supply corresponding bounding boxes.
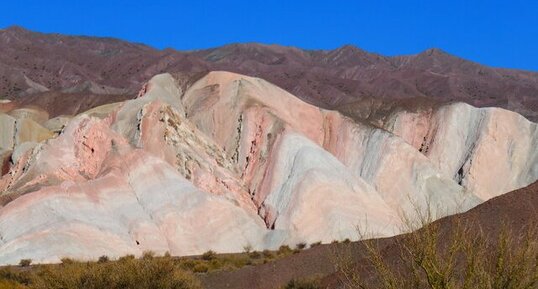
[2,26,538,120]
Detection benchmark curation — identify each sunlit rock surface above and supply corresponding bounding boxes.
[383,103,538,201]
[0,71,536,264]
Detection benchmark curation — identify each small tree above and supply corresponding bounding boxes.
[243,244,253,253]
[18,259,31,267]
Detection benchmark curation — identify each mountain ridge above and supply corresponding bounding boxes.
[2,26,538,121]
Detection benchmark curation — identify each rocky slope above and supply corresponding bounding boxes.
[2,26,538,121]
[200,180,538,289]
[0,71,536,264]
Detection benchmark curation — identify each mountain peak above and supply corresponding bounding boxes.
[3,25,32,34]
[419,47,452,57]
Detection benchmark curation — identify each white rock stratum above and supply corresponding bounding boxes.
[0,71,536,264]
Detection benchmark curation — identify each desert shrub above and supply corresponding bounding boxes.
[335,206,538,289]
[249,251,262,259]
[201,250,216,261]
[242,244,252,253]
[118,254,135,262]
[141,250,155,260]
[97,255,109,263]
[0,268,31,286]
[278,245,292,255]
[262,250,274,258]
[0,279,27,289]
[192,263,209,273]
[29,254,201,289]
[19,259,32,267]
[296,242,307,250]
[179,259,197,271]
[282,278,321,289]
[59,258,74,265]
[225,256,250,269]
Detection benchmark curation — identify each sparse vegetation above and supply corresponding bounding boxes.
[18,259,31,267]
[282,278,321,289]
[201,250,216,261]
[262,249,274,258]
[249,251,262,259]
[334,204,538,289]
[278,245,293,255]
[97,255,109,263]
[1,253,201,289]
[192,263,209,273]
[296,242,307,250]
[59,257,74,265]
[0,243,309,288]
[242,244,252,253]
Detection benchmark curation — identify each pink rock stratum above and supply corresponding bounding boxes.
[0,71,536,264]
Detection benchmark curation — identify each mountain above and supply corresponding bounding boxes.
[0,71,536,264]
[2,26,538,122]
[0,27,537,267]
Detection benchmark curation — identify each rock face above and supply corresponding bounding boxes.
[0,71,536,265]
[381,103,538,201]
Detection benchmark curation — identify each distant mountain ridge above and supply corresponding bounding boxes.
[1,26,538,121]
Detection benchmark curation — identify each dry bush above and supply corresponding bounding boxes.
[335,202,538,289]
[243,244,253,253]
[296,242,307,250]
[0,254,201,289]
[201,250,216,261]
[282,278,321,289]
[249,251,262,259]
[19,259,32,267]
[263,249,274,258]
[0,279,27,289]
[192,263,209,273]
[278,245,293,255]
[97,255,109,263]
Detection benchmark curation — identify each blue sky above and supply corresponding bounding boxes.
[2,0,537,71]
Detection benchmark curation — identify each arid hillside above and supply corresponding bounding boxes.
[2,26,538,121]
[200,180,538,289]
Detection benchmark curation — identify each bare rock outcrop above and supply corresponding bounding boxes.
[0,71,535,264]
